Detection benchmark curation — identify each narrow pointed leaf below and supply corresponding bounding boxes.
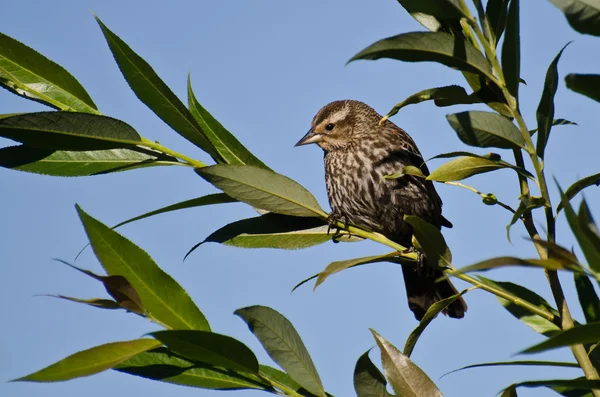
[76,205,210,331]
[446,111,526,149]
[528,239,580,267]
[95,17,219,161]
[549,379,595,397]
[536,44,569,159]
[578,199,600,271]
[315,253,402,290]
[46,295,122,310]
[114,193,236,229]
[349,32,495,83]
[476,276,560,336]
[15,339,161,382]
[235,306,326,397]
[0,145,180,176]
[574,273,600,323]
[558,185,600,273]
[395,0,469,20]
[0,112,141,151]
[501,385,518,397]
[517,378,600,390]
[0,32,97,113]
[530,118,577,136]
[444,360,579,378]
[404,289,470,357]
[502,0,520,98]
[522,323,600,353]
[557,172,600,213]
[258,365,308,396]
[370,329,442,397]
[550,0,600,36]
[149,331,259,374]
[383,85,475,120]
[115,347,272,391]
[404,215,452,268]
[566,74,600,102]
[450,256,580,276]
[486,0,510,47]
[188,75,268,169]
[506,196,547,242]
[428,153,533,182]
[196,165,325,217]
[354,350,393,397]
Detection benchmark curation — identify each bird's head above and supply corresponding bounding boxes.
[295,100,380,152]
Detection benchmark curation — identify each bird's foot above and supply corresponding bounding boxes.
[327,212,349,242]
[403,247,435,278]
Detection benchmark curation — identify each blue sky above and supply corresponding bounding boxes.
[2,1,600,396]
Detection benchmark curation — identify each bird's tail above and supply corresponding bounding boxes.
[401,266,467,321]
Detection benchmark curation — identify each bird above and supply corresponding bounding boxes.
[295,99,467,320]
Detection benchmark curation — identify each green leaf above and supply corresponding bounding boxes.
[404,215,451,268]
[557,172,600,213]
[382,85,476,121]
[187,75,268,169]
[395,0,469,20]
[528,239,580,267]
[506,196,547,242]
[404,289,470,357]
[0,145,179,177]
[115,347,272,391]
[428,152,533,182]
[550,0,600,36]
[235,306,326,397]
[113,193,236,229]
[149,331,259,374]
[517,378,600,390]
[349,32,495,83]
[486,0,510,47]
[476,276,560,336]
[370,329,443,397]
[446,111,526,150]
[549,379,595,397]
[196,165,325,217]
[384,165,427,180]
[187,214,357,258]
[558,184,600,273]
[565,74,600,103]
[444,360,579,378]
[353,350,393,397]
[574,273,600,323]
[0,32,98,113]
[449,256,580,276]
[15,339,161,382]
[501,384,518,397]
[501,0,520,98]
[522,323,600,353]
[529,118,577,136]
[95,16,220,161]
[0,112,141,151]
[315,253,402,290]
[76,205,210,331]
[258,365,308,396]
[536,44,569,159]
[45,295,122,310]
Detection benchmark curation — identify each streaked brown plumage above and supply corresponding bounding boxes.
[296,100,466,320]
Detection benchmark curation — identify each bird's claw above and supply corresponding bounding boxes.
[327,213,349,241]
[403,247,436,278]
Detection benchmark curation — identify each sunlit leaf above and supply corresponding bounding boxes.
[258,365,310,396]
[0,112,141,151]
[115,348,272,391]
[76,206,210,331]
[235,306,326,397]
[404,215,451,268]
[0,32,97,113]
[196,165,325,217]
[446,111,525,150]
[428,152,533,182]
[349,32,495,83]
[536,44,569,159]
[506,196,547,242]
[315,253,402,290]
[149,330,259,374]
[15,339,161,382]
[370,329,442,397]
[354,350,393,397]
[449,256,580,276]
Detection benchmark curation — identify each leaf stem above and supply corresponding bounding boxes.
[444,181,516,214]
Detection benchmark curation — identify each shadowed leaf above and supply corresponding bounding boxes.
[354,350,393,397]
[115,348,272,391]
[315,253,403,290]
[349,32,495,83]
[149,331,259,374]
[395,0,469,20]
[557,173,600,213]
[502,0,520,98]
[235,306,326,397]
[516,378,600,391]
[529,118,577,136]
[15,339,161,382]
[550,0,600,36]
[45,295,122,310]
[404,215,451,268]
[258,365,312,396]
[77,205,210,331]
[370,329,442,397]
[449,256,580,276]
[574,273,600,323]
[486,0,510,47]
[443,360,579,378]
[0,32,97,113]
[501,385,518,397]
[566,74,600,103]
[506,196,547,242]
[446,111,526,150]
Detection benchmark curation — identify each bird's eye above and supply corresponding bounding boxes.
[325,123,335,131]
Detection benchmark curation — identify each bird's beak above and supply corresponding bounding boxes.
[294,128,323,147]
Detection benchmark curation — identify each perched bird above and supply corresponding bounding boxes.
[295,100,466,320]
